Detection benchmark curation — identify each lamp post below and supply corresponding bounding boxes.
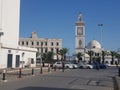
[0,32,4,43]
[98,24,103,47]
[22,52,25,68]
[40,45,43,74]
[98,24,103,63]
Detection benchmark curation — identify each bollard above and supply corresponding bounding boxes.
[32,68,34,75]
[40,67,43,74]
[2,69,7,82]
[54,66,56,72]
[119,67,120,77]
[48,64,51,72]
[18,68,22,78]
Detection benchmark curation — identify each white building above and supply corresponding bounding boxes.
[0,0,37,69]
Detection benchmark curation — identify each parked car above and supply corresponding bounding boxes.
[90,63,107,69]
[65,62,78,69]
[53,61,73,69]
[78,62,93,69]
[53,62,62,69]
[65,62,74,69]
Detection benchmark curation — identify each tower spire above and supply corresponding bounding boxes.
[78,12,82,22]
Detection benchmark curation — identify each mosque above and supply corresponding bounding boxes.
[75,13,112,64]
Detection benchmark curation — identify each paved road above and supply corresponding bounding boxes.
[0,67,118,90]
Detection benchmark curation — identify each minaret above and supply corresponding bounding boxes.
[75,13,85,54]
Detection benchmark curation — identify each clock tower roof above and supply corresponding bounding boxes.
[75,13,85,26]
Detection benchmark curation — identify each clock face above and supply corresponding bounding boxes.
[77,27,83,35]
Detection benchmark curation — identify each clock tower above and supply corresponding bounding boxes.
[75,13,85,54]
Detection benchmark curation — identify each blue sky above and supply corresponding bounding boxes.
[20,0,120,55]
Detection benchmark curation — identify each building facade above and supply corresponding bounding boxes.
[19,32,62,60]
[0,0,37,69]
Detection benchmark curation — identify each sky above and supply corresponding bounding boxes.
[20,0,120,55]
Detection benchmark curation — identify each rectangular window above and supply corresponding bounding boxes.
[22,41,24,45]
[41,42,43,46]
[45,42,47,46]
[51,48,54,52]
[37,42,39,45]
[31,41,34,45]
[26,41,28,45]
[31,58,34,64]
[56,42,59,46]
[45,48,48,53]
[56,48,59,54]
[51,42,53,46]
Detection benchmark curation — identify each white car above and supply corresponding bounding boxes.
[53,61,73,69]
[78,62,93,69]
[65,62,78,69]
[53,62,62,69]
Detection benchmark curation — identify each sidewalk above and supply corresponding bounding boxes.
[115,76,120,90]
[0,67,58,83]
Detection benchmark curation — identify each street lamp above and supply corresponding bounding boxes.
[98,24,103,63]
[22,52,25,68]
[0,32,4,43]
[98,24,103,47]
[40,45,43,74]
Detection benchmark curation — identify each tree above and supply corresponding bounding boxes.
[58,48,69,72]
[87,50,94,64]
[46,51,54,72]
[75,52,83,62]
[58,48,69,61]
[46,51,54,63]
[115,53,120,65]
[101,50,107,64]
[111,51,117,65]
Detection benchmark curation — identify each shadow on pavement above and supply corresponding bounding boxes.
[16,86,84,90]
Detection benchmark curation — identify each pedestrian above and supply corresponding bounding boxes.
[115,61,118,67]
[96,62,99,70]
[62,62,65,72]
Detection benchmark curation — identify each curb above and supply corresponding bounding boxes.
[115,76,120,90]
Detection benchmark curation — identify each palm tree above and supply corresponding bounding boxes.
[111,51,117,65]
[101,50,107,64]
[87,50,94,64]
[46,51,54,72]
[115,53,120,65]
[58,48,69,72]
[58,48,69,61]
[75,52,83,62]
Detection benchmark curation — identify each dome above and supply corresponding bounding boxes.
[87,40,101,49]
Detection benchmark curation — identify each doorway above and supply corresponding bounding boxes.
[16,55,20,67]
[7,54,13,68]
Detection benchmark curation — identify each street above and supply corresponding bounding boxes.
[0,67,118,90]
